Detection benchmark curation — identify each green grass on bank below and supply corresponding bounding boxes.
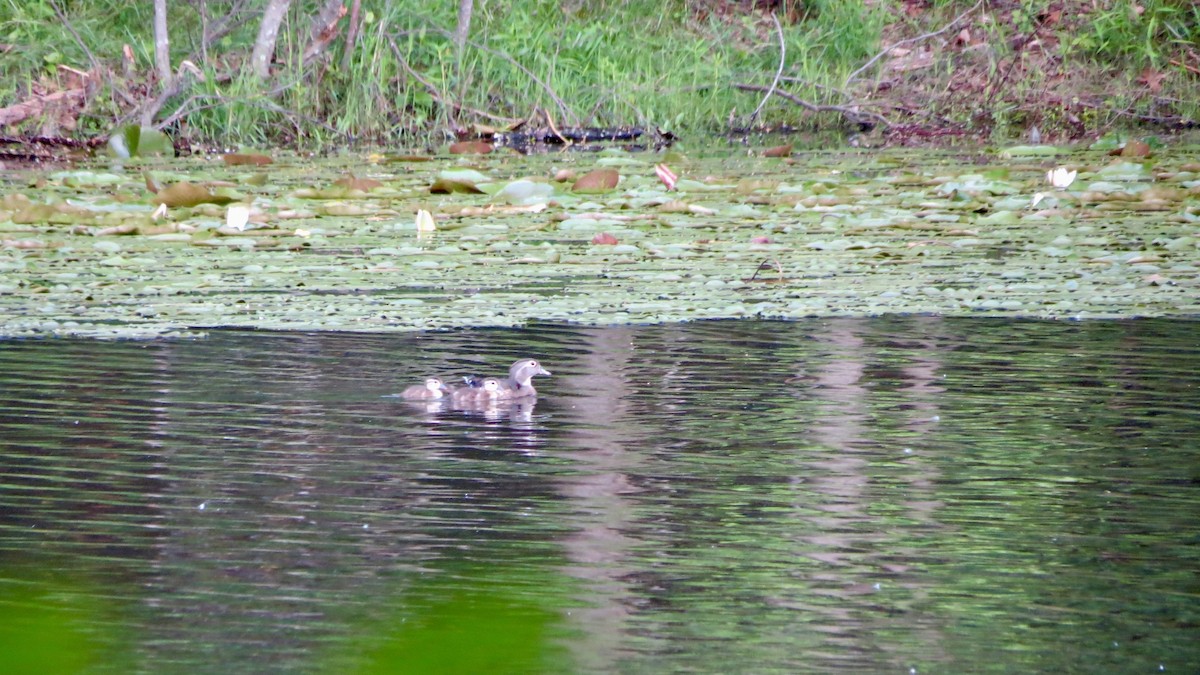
[0,0,1197,146]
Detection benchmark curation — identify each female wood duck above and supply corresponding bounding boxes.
[451,377,503,404]
[464,359,551,399]
[401,377,450,399]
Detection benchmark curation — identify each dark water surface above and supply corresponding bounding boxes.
[1,319,1197,673]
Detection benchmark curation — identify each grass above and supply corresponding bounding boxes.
[1,0,1196,147]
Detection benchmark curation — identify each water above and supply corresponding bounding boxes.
[1,318,1197,673]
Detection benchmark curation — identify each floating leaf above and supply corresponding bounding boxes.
[654,164,678,191]
[762,143,793,158]
[224,153,273,166]
[449,140,493,155]
[153,182,234,208]
[334,174,383,191]
[998,145,1061,157]
[107,124,175,158]
[430,178,484,194]
[1118,140,1151,158]
[591,232,619,245]
[497,179,554,205]
[572,169,620,193]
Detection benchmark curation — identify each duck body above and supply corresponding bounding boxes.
[401,377,450,399]
[451,377,504,404]
[496,359,551,398]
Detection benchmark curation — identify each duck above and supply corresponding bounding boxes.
[451,377,504,404]
[401,377,450,399]
[496,358,551,398]
[461,359,551,399]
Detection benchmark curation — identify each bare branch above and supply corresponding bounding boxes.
[732,82,892,127]
[747,12,786,125]
[843,0,984,88]
[46,0,101,74]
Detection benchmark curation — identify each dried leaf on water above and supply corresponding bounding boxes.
[572,169,620,193]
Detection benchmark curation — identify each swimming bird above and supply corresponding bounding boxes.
[452,377,503,404]
[401,377,450,399]
[462,359,552,399]
[496,358,551,398]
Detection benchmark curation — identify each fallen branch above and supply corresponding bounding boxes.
[731,82,892,128]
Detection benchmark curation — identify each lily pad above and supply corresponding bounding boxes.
[573,169,620,193]
[153,182,236,208]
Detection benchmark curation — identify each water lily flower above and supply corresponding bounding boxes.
[226,204,250,231]
[655,163,678,191]
[151,203,168,221]
[1046,167,1077,189]
[415,209,436,236]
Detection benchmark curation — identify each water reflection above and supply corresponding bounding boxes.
[0,319,1198,672]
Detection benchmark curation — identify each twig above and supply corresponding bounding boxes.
[47,0,101,74]
[1169,58,1200,77]
[843,0,983,88]
[748,259,783,282]
[747,12,786,125]
[732,82,892,127]
[456,33,578,126]
[387,36,458,128]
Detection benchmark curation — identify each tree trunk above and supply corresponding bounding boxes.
[302,0,347,66]
[340,0,361,70]
[251,0,292,79]
[455,0,473,51]
[153,0,171,84]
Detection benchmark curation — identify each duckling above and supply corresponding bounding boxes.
[496,358,551,398]
[401,377,450,400]
[451,377,504,404]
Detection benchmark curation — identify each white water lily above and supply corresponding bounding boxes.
[226,204,251,231]
[415,209,436,236]
[1030,192,1046,208]
[1046,167,1077,189]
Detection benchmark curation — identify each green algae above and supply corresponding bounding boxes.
[0,147,1197,338]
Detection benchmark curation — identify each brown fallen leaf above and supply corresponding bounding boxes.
[94,223,139,236]
[430,178,484,194]
[153,182,235,208]
[223,153,273,166]
[1119,139,1151,158]
[762,143,793,158]
[572,168,620,193]
[2,239,53,249]
[334,174,383,191]
[449,140,493,155]
[1137,67,1167,93]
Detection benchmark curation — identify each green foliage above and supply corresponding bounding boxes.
[3,0,1196,144]
[0,0,890,144]
[1068,0,1199,65]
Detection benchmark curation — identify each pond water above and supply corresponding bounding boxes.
[1,318,1198,672]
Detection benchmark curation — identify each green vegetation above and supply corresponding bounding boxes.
[0,1,1198,146]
